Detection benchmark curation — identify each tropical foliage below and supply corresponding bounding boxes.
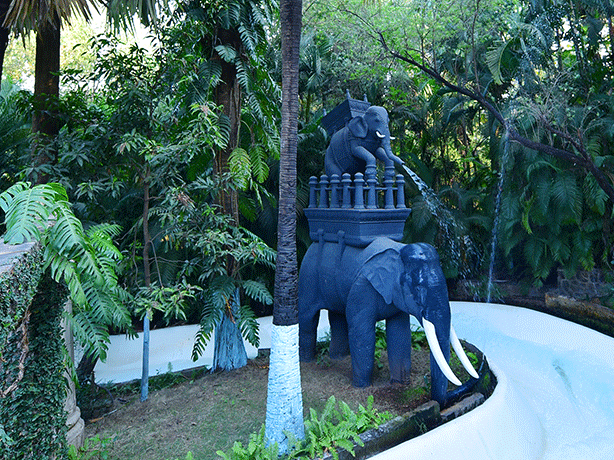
[304,0,614,285]
[0,182,131,360]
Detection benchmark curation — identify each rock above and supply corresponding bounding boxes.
[544,294,614,338]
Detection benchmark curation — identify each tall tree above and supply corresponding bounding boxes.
[265,0,304,452]
[1,0,95,183]
[0,0,9,87]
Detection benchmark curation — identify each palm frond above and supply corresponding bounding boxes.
[237,303,259,348]
[0,182,65,244]
[1,182,131,362]
[5,0,96,35]
[68,310,110,361]
[241,279,273,305]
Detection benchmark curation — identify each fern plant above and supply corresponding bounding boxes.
[215,396,393,460]
[498,138,611,284]
[292,395,392,460]
[0,182,132,361]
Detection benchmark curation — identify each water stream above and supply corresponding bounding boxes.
[485,135,510,303]
[401,164,465,276]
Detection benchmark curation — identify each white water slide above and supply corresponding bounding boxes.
[372,301,614,460]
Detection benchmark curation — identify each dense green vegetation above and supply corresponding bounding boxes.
[3,0,612,293]
[1,0,612,353]
[1,0,614,452]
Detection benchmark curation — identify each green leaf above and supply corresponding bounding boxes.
[242,279,273,305]
[214,44,237,62]
[0,182,64,244]
[229,147,251,190]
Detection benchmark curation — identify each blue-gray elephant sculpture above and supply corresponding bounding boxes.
[325,106,404,177]
[298,237,479,406]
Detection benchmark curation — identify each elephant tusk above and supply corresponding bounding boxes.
[422,318,462,386]
[450,326,480,379]
[375,130,386,139]
[389,136,396,140]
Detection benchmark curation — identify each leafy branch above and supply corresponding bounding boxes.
[0,182,132,361]
[376,33,614,204]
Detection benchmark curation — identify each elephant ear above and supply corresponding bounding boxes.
[348,116,368,138]
[362,248,404,307]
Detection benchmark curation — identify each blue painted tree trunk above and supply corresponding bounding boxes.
[140,314,150,402]
[212,289,248,372]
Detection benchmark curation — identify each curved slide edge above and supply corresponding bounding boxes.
[369,361,546,460]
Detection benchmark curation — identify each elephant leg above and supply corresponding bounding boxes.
[351,146,377,175]
[386,312,412,384]
[328,311,350,359]
[298,258,325,361]
[299,307,322,362]
[346,280,378,387]
[374,146,394,169]
[324,152,342,178]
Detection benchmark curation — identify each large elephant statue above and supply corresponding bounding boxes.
[298,237,479,406]
[325,106,404,177]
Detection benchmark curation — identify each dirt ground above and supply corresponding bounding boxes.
[82,348,436,460]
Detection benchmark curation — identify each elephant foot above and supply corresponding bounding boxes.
[298,341,317,362]
[437,377,479,408]
[351,368,374,388]
[351,379,372,389]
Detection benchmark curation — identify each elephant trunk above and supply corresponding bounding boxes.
[376,130,403,166]
[423,318,461,386]
[417,266,478,404]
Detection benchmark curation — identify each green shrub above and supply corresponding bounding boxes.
[68,435,113,460]
[216,395,393,460]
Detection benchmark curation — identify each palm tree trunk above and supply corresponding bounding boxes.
[0,0,9,90]
[213,28,242,226]
[265,0,304,452]
[31,17,60,184]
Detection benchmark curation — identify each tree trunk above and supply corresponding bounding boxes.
[212,289,248,371]
[0,0,9,90]
[265,0,304,452]
[213,28,242,226]
[31,18,60,184]
[210,26,250,370]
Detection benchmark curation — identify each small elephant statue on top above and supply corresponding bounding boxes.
[325,105,404,178]
[298,237,479,407]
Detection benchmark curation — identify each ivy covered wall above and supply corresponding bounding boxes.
[0,242,68,459]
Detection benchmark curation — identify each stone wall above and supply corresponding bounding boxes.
[0,241,84,449]
[557,268,612,299]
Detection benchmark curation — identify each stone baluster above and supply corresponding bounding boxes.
[354,173,365,209]
[330,174,340,208]
[308,176,318,208]
[384,166,395,209]
[342,174,352,208]
[367,176,377,209]
[366,172,377,209]
[396,174,406,208]
[318,175,329,208]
